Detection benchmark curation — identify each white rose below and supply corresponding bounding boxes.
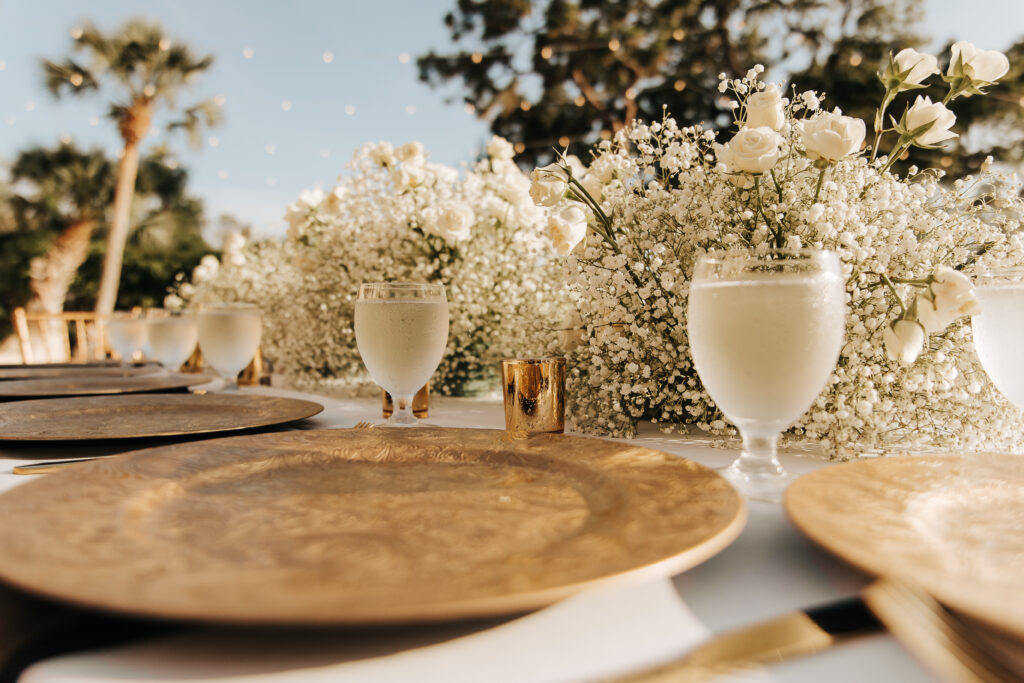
[192,254,220,283]
[321,186,346,214]
[395,141,425,165]
[745,85,785,131]
[714,126,782,175]
[425,201,474,241]
[949,41,1010,84]
[486,135,515,160]
[222,231,246,267]
[163,293,185,311]
[883,319,925,364]
[368,141,395,166]
[580,174,604,203]
[298,188,324,209]
[799,110,866,162]
[499,171,532,206]
[563,155,587,179]
[891,48,940,88]
[905,96,957,146]
[547,205,588,256]
[529,163,568,206]
[391,161,426,189]
[916,266,981,333]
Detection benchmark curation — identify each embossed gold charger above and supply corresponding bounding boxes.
[0,427,745,624]
[0,373,206,400]
[785,453,1024,639]
[0,394,324,442]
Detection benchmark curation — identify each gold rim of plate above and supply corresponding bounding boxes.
[0,373,206,399]
[0,394,324,441]
[784,453,1024,639]
[0,427,746,625]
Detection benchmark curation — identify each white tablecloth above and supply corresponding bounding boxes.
[0,386,937,682]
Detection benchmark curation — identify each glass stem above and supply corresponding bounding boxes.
[390,395,418,425]
[737,429,784,478]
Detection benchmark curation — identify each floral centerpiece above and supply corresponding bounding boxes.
[530,43,1024,458]
[182,137,566,396]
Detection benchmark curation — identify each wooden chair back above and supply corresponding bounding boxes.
[12,307,107,364]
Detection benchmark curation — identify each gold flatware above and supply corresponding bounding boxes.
[607,590,881,682]
[610,578,1022,683]
[863,578,1022,683]
[12,459,93,475]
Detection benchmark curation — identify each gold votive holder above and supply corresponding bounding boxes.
[501,358,566,435]
[383,384,429,419]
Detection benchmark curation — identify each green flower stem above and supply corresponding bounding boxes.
[568,177,617,249]
[812,167,827,204]
[881,273,908,317]
[563,173,646,292]
[754,176,785,248]
[879,135,913,175]
[870,88,897,163]
[769,169,783,201]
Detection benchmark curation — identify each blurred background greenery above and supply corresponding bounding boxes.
[2,0,1021,344]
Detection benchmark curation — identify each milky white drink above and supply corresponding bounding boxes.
[107,318,148,361]
[354,300,449,396]
[973,284,1024,407]
[197,311,262,377]
[148,317,198,369]
[688,275,845,429]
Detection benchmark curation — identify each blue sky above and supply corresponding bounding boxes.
[1,0,1022,238]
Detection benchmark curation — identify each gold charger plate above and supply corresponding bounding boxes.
[785,453,1024,638]
[0,365,162,381]
[0,428,746,624]
[0,373,205,399]
[0,394,324,441]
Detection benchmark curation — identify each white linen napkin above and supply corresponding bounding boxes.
[21,579,711,683]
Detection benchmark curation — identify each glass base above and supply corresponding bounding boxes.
[719,459,796,504]
[379,418,429,428]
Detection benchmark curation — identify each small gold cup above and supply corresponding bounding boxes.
[501,358,566,435]
[383,384,429,419]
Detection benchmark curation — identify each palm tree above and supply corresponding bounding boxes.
[43,20,218,313]
[9,144,114,314]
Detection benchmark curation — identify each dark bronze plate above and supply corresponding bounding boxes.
[0,393,324,441]
[0,373,206,400]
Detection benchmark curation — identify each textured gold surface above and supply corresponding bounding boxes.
[0,394,324,441]
[502,358,566,434]
[785,454,1024,639]
[0,427,745,624]
[0,373,206,399]
[0,365,161,381]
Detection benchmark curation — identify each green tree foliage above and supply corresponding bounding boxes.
[0,145,212,338]
[44,19,218,313]
[419,0,1023,176]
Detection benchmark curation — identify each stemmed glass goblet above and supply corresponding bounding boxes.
[146,308,198,372]
[105,310,148,365]
[354,282,449,426]
[972,269,1024,411]
[687,249,846,502]
[197,303,262,391]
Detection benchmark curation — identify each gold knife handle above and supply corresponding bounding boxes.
[604,596,880,682]
[12,458,96,475]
